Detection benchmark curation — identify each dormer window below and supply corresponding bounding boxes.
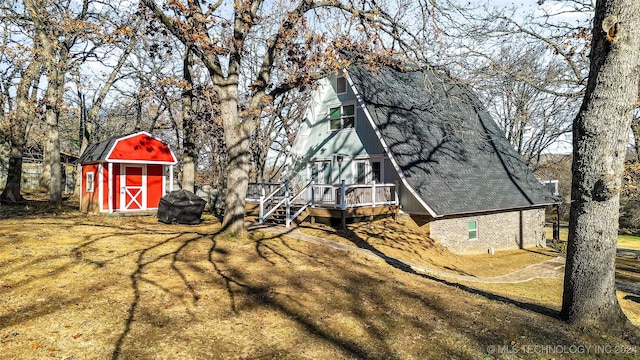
[329,104,355,131]
[336,76,347,94]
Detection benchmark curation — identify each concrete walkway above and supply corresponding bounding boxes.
[248,222,566,284]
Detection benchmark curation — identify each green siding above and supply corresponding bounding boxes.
[289,75,389,185]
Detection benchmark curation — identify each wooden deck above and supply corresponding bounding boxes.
[246,181,399,228]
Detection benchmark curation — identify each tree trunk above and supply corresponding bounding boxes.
[219,87,251,235]
[44,65,64,205]
[561,0,640,328]
[1,150,25,203]
[39,137,51,189]
[631,114,640,161]
[181,46,196,193]
[0,56,41,203]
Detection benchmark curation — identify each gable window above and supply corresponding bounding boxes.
[86,172,95,193]
[329,104,355,131]
[336,76,347,94]
[468,220,478,240]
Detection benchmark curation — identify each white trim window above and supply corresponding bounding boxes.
[371,161,381,183]
[353,159,383,184]
[468,220,478,240]
[329,104,355,131]
[541,180,559,196]
[310,161,331,184]
[355,161,366,184]
[86,172,95,193]
[336,76,347,94]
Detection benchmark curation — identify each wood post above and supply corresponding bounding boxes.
[553,204,560,241]
[310,181,315,206]
[372,180,376,207]
[285,180,290,228]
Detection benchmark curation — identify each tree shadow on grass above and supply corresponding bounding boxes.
[241,225,605,358]
[337,227,560,319]
[110,229,221,359]
[8,212,632,359]
[0,198,78,220]
[109,223,394,359]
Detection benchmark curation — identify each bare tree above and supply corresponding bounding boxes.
[473,44,576,169]
[0,1,43,203]
[180,45,197,193]
[431,3,589,166]
[79,22,140,155]
[25,0,77,204]
[250,89,308,182]
[140,0,431,234]
[24,0,126,204]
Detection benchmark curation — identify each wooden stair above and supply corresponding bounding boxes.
[264,205,308,226]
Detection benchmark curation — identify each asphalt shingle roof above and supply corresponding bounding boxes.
[77,136,119,163]
[348,64,558,216]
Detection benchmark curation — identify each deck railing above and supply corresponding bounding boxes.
[247,182,283,201]
[247,180,398,227]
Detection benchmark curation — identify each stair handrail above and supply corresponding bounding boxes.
[259,181,288,224]
[286,181,313,228]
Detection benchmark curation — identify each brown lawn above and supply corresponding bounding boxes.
[1,193,639,359]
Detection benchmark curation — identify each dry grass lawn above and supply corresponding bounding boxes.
[1,194,640,359]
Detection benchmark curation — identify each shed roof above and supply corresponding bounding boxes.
[78,131,176,165]
[347,64,558,216]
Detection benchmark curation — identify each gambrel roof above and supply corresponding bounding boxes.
[346,64,558,217]
[78,131,177,165]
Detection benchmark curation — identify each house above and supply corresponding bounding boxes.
[78,131,177,213]
[279,64,559,254]
[0,145,78,192]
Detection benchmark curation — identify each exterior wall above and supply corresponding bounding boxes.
[101,164,109,211]
[81,164,100,213]
[102,163,166,212]
[146,164,164,209]
[113,164,121,211]
[89,163,164,212]
[288,75,389,186]
[429,208,546,254]
[398,183,431,215]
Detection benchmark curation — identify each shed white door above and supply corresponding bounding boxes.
[121,165,146,210]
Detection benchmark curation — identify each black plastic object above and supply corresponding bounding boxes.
[157,190,207,224]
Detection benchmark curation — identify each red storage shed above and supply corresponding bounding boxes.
[78,131,177,213]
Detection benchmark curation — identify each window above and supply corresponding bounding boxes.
[336,76,347,94]
[329,104,355,131]
[86,172,95,193]
[356,162,366,184]
[468,220,478,240]
[371,161,381,183]
[310,162,331,184]
[541,180,559,196]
